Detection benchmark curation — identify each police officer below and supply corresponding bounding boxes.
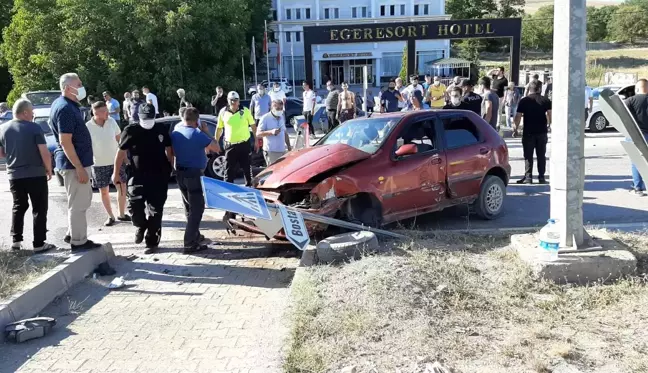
[113,103,173,254]
[216,91,257,187]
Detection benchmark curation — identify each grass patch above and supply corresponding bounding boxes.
[0,250,60,299]
[284,232,648,373]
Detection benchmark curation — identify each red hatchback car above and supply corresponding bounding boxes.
[233,109,511,236]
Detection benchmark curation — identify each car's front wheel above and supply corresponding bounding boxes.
[474,175,506,220]
[589,112,608,132]
[206,154,227,180]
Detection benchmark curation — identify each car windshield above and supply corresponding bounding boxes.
[34,117,52,134]
[25,92,60,106]
[317,117,400,154]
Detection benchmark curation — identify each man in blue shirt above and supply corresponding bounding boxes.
[103,91,121,122]
[249,84,272,126]
[172,107,221,253]
[380,79,403,113]
[49,72,102,252]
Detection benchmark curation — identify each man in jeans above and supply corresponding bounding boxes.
[50,72,102,251]
[302,81,316,138]
[513,81,552,184]
[257,99,292,165]
[624,79,648,195]
[0,99,56,252]
[171,107,221,253]
[325,80,339,131]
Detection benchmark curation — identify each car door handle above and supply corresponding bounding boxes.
[430,157,442,165]
[479,147,489,155]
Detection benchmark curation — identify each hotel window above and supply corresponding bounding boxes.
[414,4,430,15]
[324,7,339,19]
[272,9,277,20]
[286,8,291,20]
[305,8,311,19]
[296,8,301,19]
[380,5,385,16]
[286,32,292,42]
[352,6,368,18]
[400,4,405,15]
[296,32,301,42]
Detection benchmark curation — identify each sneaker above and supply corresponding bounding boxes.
[11,242,22,251]
[144,244,159,255]
[71,240,102,253]
[538,178,548,185]
[134,228,146,244]
[64,235,71,244]
[104,217,115,227]
[630,188,646,196]
[33,243,56,253]
[117,215,132,222]
[183,244,208,254]
[516,177,532,184]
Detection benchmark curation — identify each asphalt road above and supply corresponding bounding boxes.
[0,128,643,251]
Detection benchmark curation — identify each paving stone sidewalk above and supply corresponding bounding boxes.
[0,227,299,373]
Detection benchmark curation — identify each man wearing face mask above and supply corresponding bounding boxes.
[113,103,174,254]
[460,79,483,116]
[428,76,447,109]
[380,80,402,113]
[249,84,272,127]
[446,76,462,99]
[269,82,287,107]
[49,73,102,251]
[324,81,340,130]
[443,87,471,110]
[257,99,291,165]
[129,90,144,124]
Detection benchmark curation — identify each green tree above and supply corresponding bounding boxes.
[521,5,554,51]
[2,0,269,110]
[496,0,525,18]
[587,5,617,42]
[608,4,648,44]
[446,0,497,19]
[399,45,407,82]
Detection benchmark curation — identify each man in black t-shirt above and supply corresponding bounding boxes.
[624,79,648,195]
[443,86,472,110]
[490,66,509,99]
[514,81,552,184]
[113,103,174,254]
[460,79,483,115]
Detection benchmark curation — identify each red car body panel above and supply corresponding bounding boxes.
[231,109,511,237]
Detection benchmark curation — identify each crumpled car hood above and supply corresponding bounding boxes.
[257,143,370,189]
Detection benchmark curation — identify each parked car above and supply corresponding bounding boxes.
[155,115,266,180]
[248,80,293,96]
[233,109,511,238]
[587,84,634,132]
[33,117,64,186]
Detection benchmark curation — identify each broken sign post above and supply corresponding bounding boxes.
[278,205,309,250]
[201,177,272,220]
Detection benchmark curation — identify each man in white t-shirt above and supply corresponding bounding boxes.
[269,81,287,107]
[404,75,425,110]
[142,86,160,117]
[302,81,317,138]
[86,101,130,226]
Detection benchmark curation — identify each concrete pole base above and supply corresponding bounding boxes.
[512,229,637,284]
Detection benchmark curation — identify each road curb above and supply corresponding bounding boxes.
[0,243,114,343]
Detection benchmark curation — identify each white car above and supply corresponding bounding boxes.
[248,79,293,96]
[587,84,634,132]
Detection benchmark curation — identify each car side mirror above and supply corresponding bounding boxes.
[395,143,417,157]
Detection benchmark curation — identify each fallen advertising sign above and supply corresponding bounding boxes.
[278,205,309,250]
[201,177,272,220]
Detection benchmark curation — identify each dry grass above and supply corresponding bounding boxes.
[284,232,648,373]
[0,249,60,299]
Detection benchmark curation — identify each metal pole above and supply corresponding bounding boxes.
[254,59,258,87]
[550,0,587,248]
[291,42,296,97]
[242,55,247,100]
[362,65,368,113]
[266,20,271,81]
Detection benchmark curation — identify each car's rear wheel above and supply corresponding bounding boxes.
[474,176,506,220]
[207,155,226,180]
[589,112,608,132]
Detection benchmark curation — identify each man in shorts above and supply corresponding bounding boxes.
[86,101,130,226]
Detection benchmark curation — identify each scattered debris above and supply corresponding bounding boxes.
[125,254,138,261]
[4,317,56,343]
[94,262,116,276]
[423,361,457,373]
[108,276,126,290]
[153,258,159,262]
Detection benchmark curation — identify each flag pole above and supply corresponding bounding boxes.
[265,20,271,82]
[252,36,258,87]
[291,41,296,97]
[242,54,247,100]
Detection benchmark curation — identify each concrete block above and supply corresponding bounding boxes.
[513,230,637,284]
[60,243,114,286]
[299,245,317,267]
[6,270,69,322]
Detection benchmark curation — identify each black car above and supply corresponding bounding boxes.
[155,115,265,180]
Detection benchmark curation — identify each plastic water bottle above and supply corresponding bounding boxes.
[539,219,560,261]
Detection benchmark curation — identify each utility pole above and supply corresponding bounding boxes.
[550,0,587,248]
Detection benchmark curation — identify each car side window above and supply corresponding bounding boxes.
[394,119,436,155]
[619,86,635,98]
[441,115,480,149]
